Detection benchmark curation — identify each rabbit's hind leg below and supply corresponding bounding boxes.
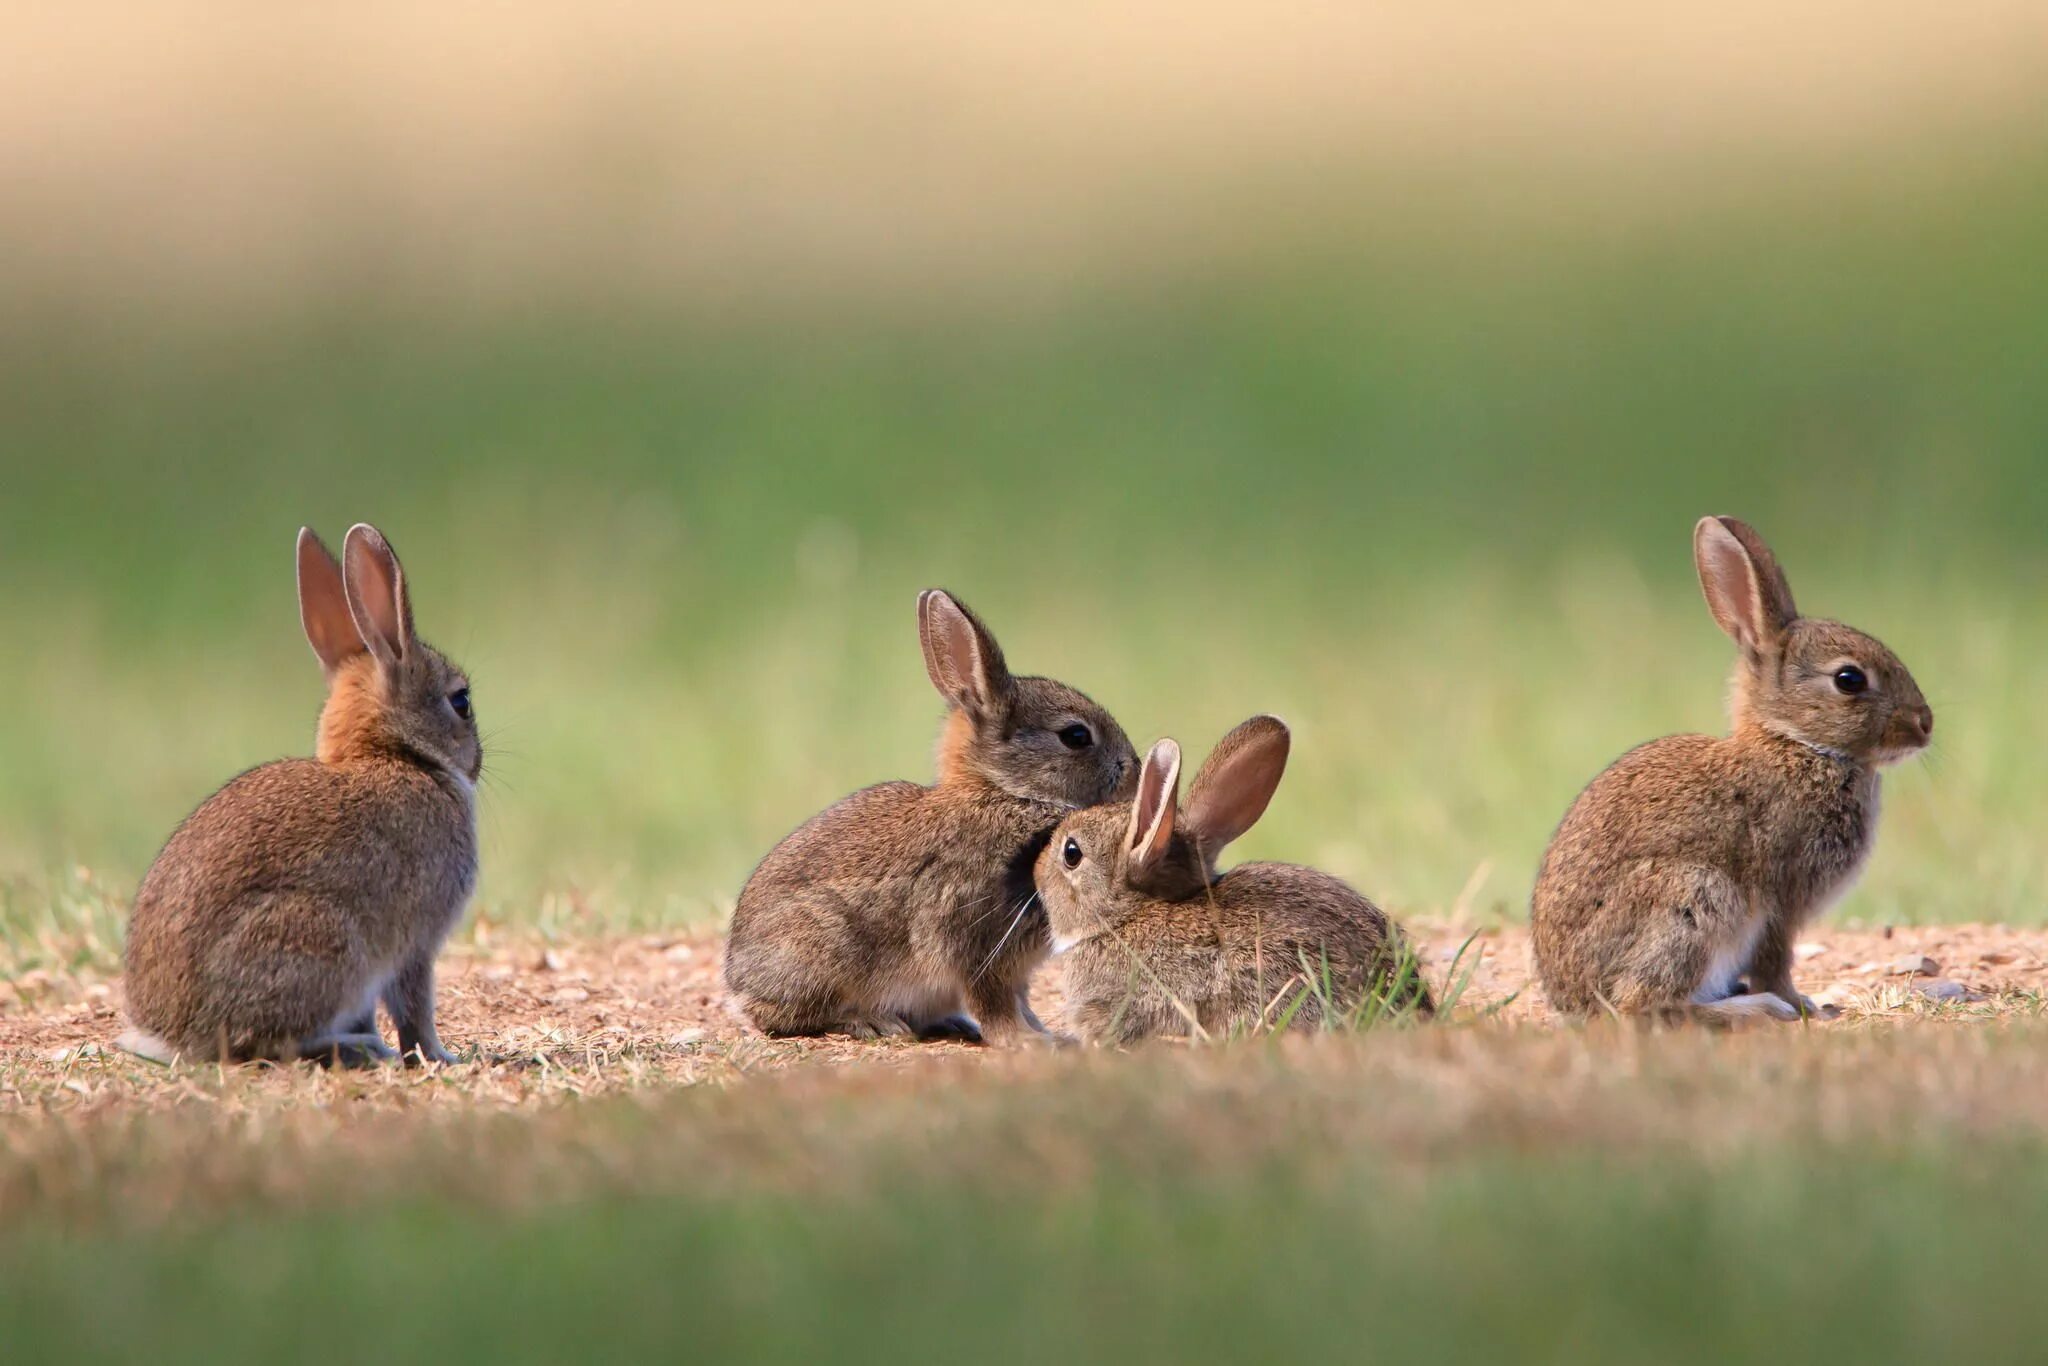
[1602,863,1764,1017]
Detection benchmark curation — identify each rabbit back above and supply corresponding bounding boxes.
[125,756,477,1057]
[1211,862,1433,1026]
[726,779,1061,1035]
[1059,862,1431,1041]
[1532,731,1877,1015]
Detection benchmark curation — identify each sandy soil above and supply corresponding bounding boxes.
[2,923,2040,1102]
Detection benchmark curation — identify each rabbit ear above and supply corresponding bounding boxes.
[1124,739,1183,875]
[917,589,1013,718]
[296,528,364,676]
[342,523,415,669]
[1185,715,1290,852]
[1695,516,1797,656]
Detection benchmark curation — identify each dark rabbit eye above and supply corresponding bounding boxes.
[1062,838,1084,869]
[449,687,472,720]
[1832,667,1868,696]
[1057,724,1094,750]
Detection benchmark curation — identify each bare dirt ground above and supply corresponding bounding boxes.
[2,922,2041,1114]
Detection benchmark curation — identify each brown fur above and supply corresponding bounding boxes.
[122,525,481,1065]
[724,590,1138,1043]
[1038,717,1433,1045]
[1531,517,1933,1022]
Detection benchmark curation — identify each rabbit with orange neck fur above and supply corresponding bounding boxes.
[1531,517,1933,1023]
[120,525,480,1065]
[725,590,1137,1044]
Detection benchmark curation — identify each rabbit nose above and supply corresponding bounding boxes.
[1898,704,1933,746]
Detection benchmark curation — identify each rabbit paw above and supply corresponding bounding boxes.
[300,1033,400,1067]
[847,1015,916,1040]
[914,1014,985,1044]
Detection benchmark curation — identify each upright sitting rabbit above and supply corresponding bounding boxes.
[1531,517,1933,1022]
[1037,716,1432,1044]
[725,590,1137,1044]
[121,524,481,1065]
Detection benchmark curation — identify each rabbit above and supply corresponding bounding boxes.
[1531,516,1933,1024]
[1036,715,1433,1045]
[118,524,481,1066]
[724,589,1138,1044]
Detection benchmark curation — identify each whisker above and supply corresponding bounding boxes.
[976,891,1039,980]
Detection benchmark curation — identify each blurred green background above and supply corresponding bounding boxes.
[3,6,2045,936]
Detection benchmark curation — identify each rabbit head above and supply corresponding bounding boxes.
[918,589,1137,808]
[1039,715,1290,949]
[1695,517,1932,766]
[300,524,481,787]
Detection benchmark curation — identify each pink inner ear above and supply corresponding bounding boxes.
[1698,527,1765,649]
[942,617,981,703]
[1127,742,1181,866]
[345,534,410,664]
[297,534,362,673]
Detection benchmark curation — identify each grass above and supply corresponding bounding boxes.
[13,1149,2048,1364]
[5,144,2048,937]
[5,34,2048,1360]
[8,1026,2048,1363]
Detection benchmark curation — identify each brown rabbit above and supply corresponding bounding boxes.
[119,524,481,1065]
[1036,716,1433,1045]
[724,590,1138,1044]
[1531,517,1933,1023]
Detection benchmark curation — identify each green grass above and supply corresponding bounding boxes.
[8,1026,2048,1364]
[8,1149,2042,1365]
[4,147,2047,940]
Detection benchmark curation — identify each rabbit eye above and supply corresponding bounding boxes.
[1832,666,1868,696]
[1057,724,1094,750]
[449,687,472,720]
[1062,838,1084,869]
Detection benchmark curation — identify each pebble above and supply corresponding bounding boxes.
[1795,942,1829,961]
[1890,954,1940,978]
[548,987,591,1006]
[667,1028,706,1048]
[1914,979,1975,1003]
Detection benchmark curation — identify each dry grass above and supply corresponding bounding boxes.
[3,921,2045,1228]
[8,921,2043,1103]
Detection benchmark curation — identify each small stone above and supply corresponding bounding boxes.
[664,944,696,963]
[1979,951,2018,966]
[668,1028,706,1048]
[1794,942,1829,961]
[548,987,591,1006]
[1913,979,1975,1003]
[534,948,565,973]
[1890,954,1940,977]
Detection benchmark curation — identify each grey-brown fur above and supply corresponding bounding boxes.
[1531,517,1933,1022]
[121,525,481,1065]
[1038,716,1433,1045]
[724,590,1137,1043]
